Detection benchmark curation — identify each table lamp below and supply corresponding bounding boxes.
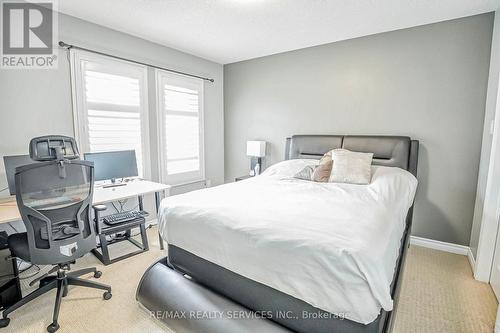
[246,141,266,176]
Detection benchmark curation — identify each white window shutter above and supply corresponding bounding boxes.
[71,51,149,179]
[157,71,204,184]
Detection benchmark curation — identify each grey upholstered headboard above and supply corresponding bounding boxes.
[285,135,418,177]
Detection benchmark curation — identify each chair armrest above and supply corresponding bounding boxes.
[93,204,107,212]
[92,205,107,234]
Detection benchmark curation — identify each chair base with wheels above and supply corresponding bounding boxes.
[0,233,112,332]
[0,263,111,333]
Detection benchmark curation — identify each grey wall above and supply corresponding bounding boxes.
[224,13,493,246]
[470,11,500,258]
[0,12,224,193]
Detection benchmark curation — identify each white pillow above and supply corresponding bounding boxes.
[329,149,374,185]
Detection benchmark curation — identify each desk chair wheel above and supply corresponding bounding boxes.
[47,322,59,333]
[94,271,102,279]
[103,291,112,300]
[0,318,10,328]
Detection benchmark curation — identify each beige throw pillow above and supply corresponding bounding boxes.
[318,150,333,165]
[312,160,333,182]
[329,149,374,185]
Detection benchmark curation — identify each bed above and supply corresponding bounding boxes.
[137,135,419,333]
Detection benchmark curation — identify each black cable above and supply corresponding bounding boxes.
[118,199,129,212]
[19,263,41,280]
[8,222,19,233]
[111,202,120,213]
[0,257,41,280]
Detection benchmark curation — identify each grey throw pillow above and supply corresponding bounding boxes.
[293,165,315,180]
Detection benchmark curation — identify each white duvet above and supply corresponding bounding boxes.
[158,159,418,324]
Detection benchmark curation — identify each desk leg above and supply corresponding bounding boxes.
[138,195,144,211]
[137,194,150,251]
[140,223,149,251]
[132,195,145,239]
[155,191,165,250]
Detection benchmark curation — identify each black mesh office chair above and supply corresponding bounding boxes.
[0,136,111,333]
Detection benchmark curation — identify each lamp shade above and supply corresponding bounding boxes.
[246,141,266,157]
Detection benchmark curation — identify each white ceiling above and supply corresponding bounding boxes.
[58,0,500,64]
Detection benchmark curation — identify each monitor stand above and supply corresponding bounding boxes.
[102,178,127,188]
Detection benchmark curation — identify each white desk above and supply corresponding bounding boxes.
[93,180,170,205]
[0,201,22,224]
[0,180,171,220]
[0,180,171,251]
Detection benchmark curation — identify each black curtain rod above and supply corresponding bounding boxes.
[59,41,215,83]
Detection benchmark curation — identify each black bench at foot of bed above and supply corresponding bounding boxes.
[136,257,292,333]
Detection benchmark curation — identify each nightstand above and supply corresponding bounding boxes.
[235,175,253,182]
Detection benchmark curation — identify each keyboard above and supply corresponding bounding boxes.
[103,210,148,225]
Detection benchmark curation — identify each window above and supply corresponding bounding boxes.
[70,51,205,185]
[71,51,150,178]
[156,70,204,184]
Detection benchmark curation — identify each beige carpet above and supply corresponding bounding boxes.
[393,246,497,333]
[3,227,497,333]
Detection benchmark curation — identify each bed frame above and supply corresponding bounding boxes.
[137,135,419,333]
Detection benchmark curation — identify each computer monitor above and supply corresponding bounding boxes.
[3,155,37,195]
[83,150,138,182]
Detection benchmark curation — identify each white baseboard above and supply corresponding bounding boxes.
[409,236,477,275]
[467,247,476,272]
[409,236,470,256]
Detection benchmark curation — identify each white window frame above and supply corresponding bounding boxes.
[70,50,151,180]
[155,69,205,185]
